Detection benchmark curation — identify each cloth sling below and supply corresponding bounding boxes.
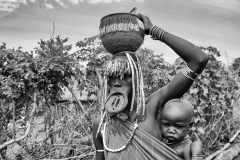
[103,118,183,160]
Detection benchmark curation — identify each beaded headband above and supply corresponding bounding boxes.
[103,58,132,78]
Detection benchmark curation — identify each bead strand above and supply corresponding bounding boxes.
[149,26,166,42]
[102,121,138,152]
[126,53,135,113]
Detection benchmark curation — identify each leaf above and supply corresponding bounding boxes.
[215,83,221,88]
[202,78,210,85]
[190,88,199,94]
[197,127,205,134]
[203,87,208,96]
[197,106,203,114]
[194,117,201,123]
[24,72,31,80]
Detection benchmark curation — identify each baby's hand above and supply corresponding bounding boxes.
[190,133,203,155]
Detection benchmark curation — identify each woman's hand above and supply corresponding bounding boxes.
[137,13,153,35]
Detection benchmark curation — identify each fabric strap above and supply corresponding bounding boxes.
[103,118,183,160]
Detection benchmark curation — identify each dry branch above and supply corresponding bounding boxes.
[41,151,95,160]
[0,91,37,151]
[205,130,240,160]
[66,85,85,112]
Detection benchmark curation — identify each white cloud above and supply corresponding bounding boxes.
[193,0,240,11]
[87,0,111,4]
[86,0,145,4]
[55,0,68,7]
[45,3,54,9]
[68,0,83,4]
[0,0,26,12]
[0,0,144,13]
[18,0,27,4]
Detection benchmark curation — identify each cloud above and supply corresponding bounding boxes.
[193,0,240,11]
[68,0,80,4]
[45,3,54,9]
[68,0,144,4]
[55,0,68,7]
[87,0,127,4]
[0,0,27,12]
[0,0,144,14]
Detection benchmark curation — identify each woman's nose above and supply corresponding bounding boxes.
[113,78,122,87]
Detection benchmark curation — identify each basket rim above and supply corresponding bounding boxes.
[100,12,140,22]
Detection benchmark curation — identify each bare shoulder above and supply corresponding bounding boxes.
[93,114,101,129]
[92,114,103,142]
[92,114,102,139]
[92,114,105,160]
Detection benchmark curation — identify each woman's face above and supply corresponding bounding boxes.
[107,56,138,104]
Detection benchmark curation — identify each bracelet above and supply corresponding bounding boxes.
[192,154,204,160]
[192,155,204,157]
[149,25,155,35]
[192,157,204,160]
[181,66,199,81]
[149,26,166,42]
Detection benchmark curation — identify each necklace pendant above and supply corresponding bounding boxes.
[117,113,128,121]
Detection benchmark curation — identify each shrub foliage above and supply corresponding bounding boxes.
[0,36,239,159]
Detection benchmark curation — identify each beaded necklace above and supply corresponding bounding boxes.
[163,135,190,148]
[102,120,138,152]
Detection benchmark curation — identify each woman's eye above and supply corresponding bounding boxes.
[124,74,131,79]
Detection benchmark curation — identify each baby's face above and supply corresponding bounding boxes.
[161,108,190,143]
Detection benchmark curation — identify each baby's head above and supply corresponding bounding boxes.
[161,99,194,143]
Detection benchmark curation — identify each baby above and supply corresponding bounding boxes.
[161,98,203,160]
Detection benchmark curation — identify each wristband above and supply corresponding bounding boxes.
[192,154,204,160]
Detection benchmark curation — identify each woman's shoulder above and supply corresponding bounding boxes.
[93,113,102,127]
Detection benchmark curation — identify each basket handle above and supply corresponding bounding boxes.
[129,7,137,14]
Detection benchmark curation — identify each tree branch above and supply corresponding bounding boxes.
[66,85,85,112]
[0,91,37,151]
[41,151,95,160]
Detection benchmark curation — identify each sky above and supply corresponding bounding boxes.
[0,0,239,64]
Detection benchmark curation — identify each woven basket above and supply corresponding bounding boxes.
[99,13,145,55]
